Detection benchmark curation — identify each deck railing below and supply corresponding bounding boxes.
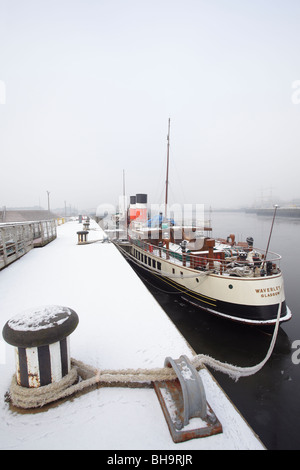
[0,220,57,270]
[129,236,282,276]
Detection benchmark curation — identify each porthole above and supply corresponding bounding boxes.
[228,284,233,289]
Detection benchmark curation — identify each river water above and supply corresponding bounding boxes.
[136,210,300,450]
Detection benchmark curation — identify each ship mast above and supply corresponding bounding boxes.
[165,118,171,218]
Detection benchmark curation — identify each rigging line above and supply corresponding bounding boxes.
[152,160,166,205]
[170,154,187,205]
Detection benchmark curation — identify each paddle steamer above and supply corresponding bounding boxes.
[114,120,291,325]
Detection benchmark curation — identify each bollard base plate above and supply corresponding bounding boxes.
[154,378,222,443]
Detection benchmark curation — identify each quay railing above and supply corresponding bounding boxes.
[0,220,57,270]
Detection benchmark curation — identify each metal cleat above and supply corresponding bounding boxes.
[154,355,222,443]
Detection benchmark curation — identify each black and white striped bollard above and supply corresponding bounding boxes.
[2,306,79,388]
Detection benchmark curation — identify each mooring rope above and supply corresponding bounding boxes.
[7,301,281,410]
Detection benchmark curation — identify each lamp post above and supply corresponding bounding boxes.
[47,191,50,212]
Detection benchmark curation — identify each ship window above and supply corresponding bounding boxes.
[148,257,151,266]
[180,271,183,278]
[196,278,199,283]
[141,254,144,263]
[172,268,175,274]
[152,259,156,269]
[144,256,147,264]
[157,262,161,270]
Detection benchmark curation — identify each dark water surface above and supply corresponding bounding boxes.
[136,211,300,450]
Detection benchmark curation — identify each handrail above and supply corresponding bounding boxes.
[0,218,57,228]
[128,235,281,276]
[0,220,57,270]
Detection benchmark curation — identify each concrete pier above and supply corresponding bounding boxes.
[0,219,264,450]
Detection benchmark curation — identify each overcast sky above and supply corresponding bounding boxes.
[0,0,300,212]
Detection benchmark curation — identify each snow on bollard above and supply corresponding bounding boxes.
[2,306,79,388]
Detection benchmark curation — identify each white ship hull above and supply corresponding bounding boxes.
[115,240,291,326]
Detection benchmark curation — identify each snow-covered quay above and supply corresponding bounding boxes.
[0,220,264,450]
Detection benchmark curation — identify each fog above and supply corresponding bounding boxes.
[0,0,300,213]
